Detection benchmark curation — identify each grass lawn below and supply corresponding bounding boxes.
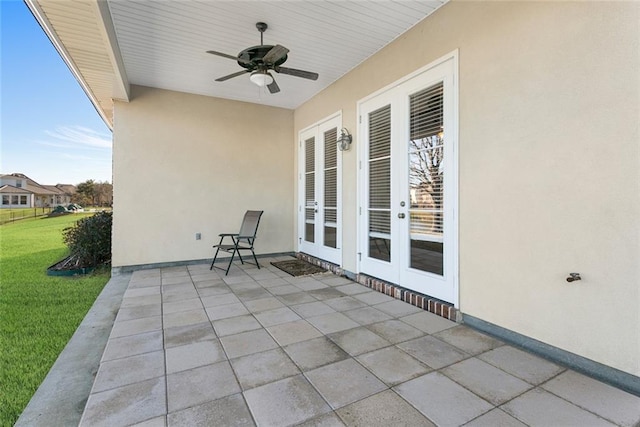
[0,214,110,426]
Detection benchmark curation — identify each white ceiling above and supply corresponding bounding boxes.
[107,0,447,110]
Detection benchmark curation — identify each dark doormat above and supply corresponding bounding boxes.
[271,259,327,277]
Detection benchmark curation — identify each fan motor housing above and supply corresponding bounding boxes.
[238,45,288,69]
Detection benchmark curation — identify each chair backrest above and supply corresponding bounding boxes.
[238,210,264,242]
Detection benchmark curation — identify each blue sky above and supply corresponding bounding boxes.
[1,1,112,185]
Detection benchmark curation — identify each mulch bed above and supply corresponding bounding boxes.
[271,259,327,277]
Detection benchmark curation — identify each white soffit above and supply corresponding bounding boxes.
[107,0,447,110]
[28,0,129,129]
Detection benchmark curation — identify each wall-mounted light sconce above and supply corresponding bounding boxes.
[338,128,352,151]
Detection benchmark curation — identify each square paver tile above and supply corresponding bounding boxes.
[309,288,347,301]
[162,286,198,302]
[374,300,422,317]
[541,370,640,426]
[306,359,387,409]
[478,346,564,385]
[433,325,503,355]
[244,375,332,426]
[116,304,161,322]
[269,284,302,295]
[277,292,318,305]
[167,361,240,412]
[399,311,456,334]
[267,319,323,346]
[102,330,163,361]
[120,295,161,308]
[243,297,285,313]
[319,277,353,287]
[323,297,367,312]
[163,309,209,329]
[163,298,203,315]
[164,322,216,348]
[124,286,160,299]
[111,316,162,338]
[254,307,301,327]
[327,327,391,356]
[166,339,226,374]
[206,303,250,321]
[441,358,532,405]
[234,287,273,302]
[93,350,165,393]
[306,312,359,334]
[394,372,493,426]
[297,413,346,427]
[336,390,435,426]
[334,283,370,296]
[283,337,350,371]
[353,291,395,305]
[365,320,424,344]
[80,377,166,427]
[200,293,240,308]
[501,388,616,426]
[342,307,393,325]
[293,280,329,291]
[398,335,469,369]
[131,415,166,426]
[356,346,431,386]
[220,329,278,358]
[464,409,527,427]
[256,277,290,288]
[213,314,262,337]
[231,348,300,390]
[291,301,336,318]
[196,285,233,297]
[167,393,254,427]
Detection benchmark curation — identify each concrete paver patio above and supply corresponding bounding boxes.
[79,257,640,426]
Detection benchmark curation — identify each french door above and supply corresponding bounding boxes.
[298,114,342,265]
[358,56,457,304]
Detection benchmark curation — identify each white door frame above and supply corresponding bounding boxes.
[357,51,459,306]
[297,112,343,265]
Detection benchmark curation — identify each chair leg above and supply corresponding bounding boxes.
[251,249,260,269]
[224,250,236,275]
[210,247,221,270]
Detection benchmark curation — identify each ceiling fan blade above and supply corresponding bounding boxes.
[262,45,289,64]
[215,69,250,82]
[275,66,319,81]
[206,50,238,60]
[207,50,252,66]
[267,77,280,94]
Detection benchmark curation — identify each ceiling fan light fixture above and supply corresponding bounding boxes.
[249,71,274,87]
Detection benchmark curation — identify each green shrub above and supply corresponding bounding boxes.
[62,211,112,267]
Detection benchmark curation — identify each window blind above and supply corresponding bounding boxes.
[368,105,392,260]
[409,83,444,240]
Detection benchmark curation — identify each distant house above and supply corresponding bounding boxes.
[0,173,75,208]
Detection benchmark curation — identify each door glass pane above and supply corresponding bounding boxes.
[305,137,315,243]
[368,105,391,261]
[409,83,444,275]
[324,128,338,248]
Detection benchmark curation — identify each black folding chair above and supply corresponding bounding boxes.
[210,210,264,275]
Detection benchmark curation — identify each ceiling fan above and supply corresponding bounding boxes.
[207,22,319,94]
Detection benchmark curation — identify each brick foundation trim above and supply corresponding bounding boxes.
[356,274,458,321]
[295,253,457,322]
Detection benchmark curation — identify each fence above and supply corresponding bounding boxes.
[0,208,53,225]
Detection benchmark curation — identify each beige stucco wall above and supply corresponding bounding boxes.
[112,85,294,267]
[294,1,640,376]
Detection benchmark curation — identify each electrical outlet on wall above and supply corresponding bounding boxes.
[195,233,201,240]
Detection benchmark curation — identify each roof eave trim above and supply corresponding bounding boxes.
[93,0,130,102]
[24,0,115,131]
